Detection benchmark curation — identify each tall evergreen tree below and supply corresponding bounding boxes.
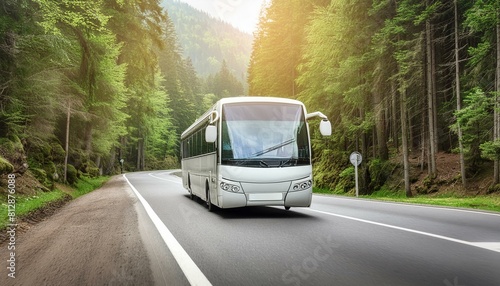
[465,0,500,184]
[248,0,329,98]
[105,0,171,170]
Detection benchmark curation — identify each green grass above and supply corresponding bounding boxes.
[71,176,109,198]
[314,187,500,213]
[0,176,110,230]
[14,190,67,217]
[0,190,68,229]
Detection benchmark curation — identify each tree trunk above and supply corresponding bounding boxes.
[454,0,466,187]
[142,135,146,170]
[421,115,426,172]
[401,88,412,197]
[495,18,500,184]
[137,138,144,171]
[426,16,437,177]
[95,155,102,176]
[84,121,93,153]
[391,80,399,148]
[64,102,71,183]
[373,63,389,160]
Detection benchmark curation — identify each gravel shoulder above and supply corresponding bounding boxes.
[0,175,185,285]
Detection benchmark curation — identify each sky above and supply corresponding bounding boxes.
[177,0,267,34]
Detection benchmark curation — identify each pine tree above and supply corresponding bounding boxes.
[248,0,328,98]
[465,0,500,185]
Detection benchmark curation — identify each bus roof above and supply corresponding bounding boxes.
[180,96,306,139]
[216,96,304,106]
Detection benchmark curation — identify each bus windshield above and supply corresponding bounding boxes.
[221,103,310,167]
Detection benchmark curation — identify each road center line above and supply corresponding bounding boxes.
[148,172,182,184]
[306,208,500,254]
[123,174,212,286]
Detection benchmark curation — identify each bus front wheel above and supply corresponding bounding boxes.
[206,183,213,212]
[285,206,291,210]
[188,175,194,200]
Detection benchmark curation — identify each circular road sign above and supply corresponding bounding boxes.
[349,152,362,167]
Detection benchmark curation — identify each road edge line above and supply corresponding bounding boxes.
[314,195,500,217]
[307,208,500,254]
[123,174,212,286]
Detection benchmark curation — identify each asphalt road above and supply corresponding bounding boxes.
[125,170,500,286]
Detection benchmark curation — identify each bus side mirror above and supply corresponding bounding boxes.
[206,125,217,143]
[320,120,332,136]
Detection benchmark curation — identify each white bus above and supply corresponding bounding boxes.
[180,97,331,211]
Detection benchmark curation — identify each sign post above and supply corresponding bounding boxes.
[349,152,362,197]
[119,158,124,174]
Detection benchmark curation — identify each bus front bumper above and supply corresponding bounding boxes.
[217,188,312,208]
[218,191,247,208]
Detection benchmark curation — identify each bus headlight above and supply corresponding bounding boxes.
[220,181,241,193]
[220,182,230,191]
[292,180,312,191]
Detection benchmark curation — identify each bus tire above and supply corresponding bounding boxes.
[285,206,291,210]
[188,175,194,200]
[206,182,213,212]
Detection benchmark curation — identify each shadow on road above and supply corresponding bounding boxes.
[184,194,318,220]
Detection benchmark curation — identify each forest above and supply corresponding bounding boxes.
[248,0,500,196]
[0,0,244,188]
[1,0,500,198]
[162,0,253,80]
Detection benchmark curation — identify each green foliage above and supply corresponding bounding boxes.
[30,168,49,187]
[464,0,499,32]
[480,140,500,161]
[361,190,500,213]
[0,189,68,230]
[146,155,179,171]
[50,143,66,163]
[368,159,394,191]
[163,0,252,79]
[0,136,23,156]
[451,88,492,170]
[336,166,355,193]
[249,0,328,98]
[72,176,109,198]
[0,175,109,230]
[0,156,14,174]
[33,0,110,34]
[66,164,78,186]
[4,0,500,195]
[0,0,220,182]
[250,0,500,192]
[339,166,355,179]
[208,60,244,100]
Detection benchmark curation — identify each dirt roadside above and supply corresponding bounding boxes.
[0,175,159,285]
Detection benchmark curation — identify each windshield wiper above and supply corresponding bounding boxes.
[250,138,296,158]
[279,159,291,168]
[260,160,269,168]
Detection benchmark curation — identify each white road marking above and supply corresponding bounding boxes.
[148,172,183,184]
[123,174,212,286]
[306,208,500,254]
[316,195,500,217]
[471,243,500,252]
